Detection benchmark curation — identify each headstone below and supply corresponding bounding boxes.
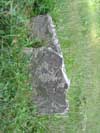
[30,15,70,114]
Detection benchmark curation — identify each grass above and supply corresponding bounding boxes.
[47,0,100,132]
[33,0,56,15]
[0,0,100,132]
[0,0,46,132]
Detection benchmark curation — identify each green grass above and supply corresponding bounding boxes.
[47,0,100,132]
[0,0,49,132]
[33,0,56,15]
[0,0,100,132]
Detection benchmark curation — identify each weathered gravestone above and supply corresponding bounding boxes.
[30,15,70,114]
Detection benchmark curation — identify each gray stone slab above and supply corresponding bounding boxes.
[30,15,70,114]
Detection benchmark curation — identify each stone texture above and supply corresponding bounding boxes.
[31,15,70,114]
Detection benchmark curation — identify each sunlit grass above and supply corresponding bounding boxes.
[88,0,96,11]
[87,0,99,47]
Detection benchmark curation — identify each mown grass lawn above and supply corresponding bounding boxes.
[47,0,100,132]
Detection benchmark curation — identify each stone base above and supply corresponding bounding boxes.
[30,15,70,114]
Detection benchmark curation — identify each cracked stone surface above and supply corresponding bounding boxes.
[30,15,70,114]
